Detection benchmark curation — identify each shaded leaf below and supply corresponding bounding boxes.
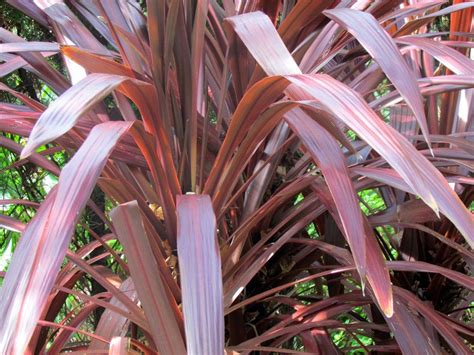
[89,278,138,351]
[395,287,471,353]
[110,201,185,355]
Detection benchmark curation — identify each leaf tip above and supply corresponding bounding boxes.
[375,283,394,318]
[383,303,394,318]
[19,145,32,161]
[428,144,435,158]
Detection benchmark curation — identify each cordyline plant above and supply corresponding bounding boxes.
[0,0,473,353]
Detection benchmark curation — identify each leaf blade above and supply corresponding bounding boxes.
[110,201,186,355]
[177,194,224,355]
[324,8,431,145]
[0,121,131,354]
[20,73,152,158]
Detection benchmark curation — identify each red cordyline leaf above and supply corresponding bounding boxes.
[397,36,474,75]
[108,337,140,355]
[110,201,186,355]
[190,0,211,190]
[0,121,131,354]
[64,252,148,330]
[1,2,473,353]
[37,320,109,348]
[89,278,138,351]
[285,108,392,316]
[0,82,45,111]
[224,11,393,316]
[226,8,473,312]
[388,261,474,289]
[226,265,355,315]
[385,298,437,353]
[18,69,181,232]
[323,8,431,146]
[290,74,474,247]
[278,0,334,47]
[0,135,59,175]
[0,199,39,208]
[0,27,68,93]
[394,1,474,36]
[0,42,60,53]
[6,0,49,27]
[47,301,99,353]
[33,0,109,85]
[62,46,148,81]
[20,73,152,159]
[0,214,25,233]
[352,166,415,194]
[146,0,166,86]
[388,105,418,137]
[177,195,224,355]
[395,287,471,353]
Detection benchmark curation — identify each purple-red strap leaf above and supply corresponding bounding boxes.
[190,0,211,190]
[177,195,224,355]
[224,11,301,76]
[0,121,131,354]
[0,135,59,175]
[21,73,150,158]
[6,0,49,27]
[108,337,140,355]
[110,201,186,355]
[225,10,473,315]
[225,11,394,316]
[226,12,471,250]
[62,46,148,81]
[324,8,430,145]
[287,74,474,249]
[89,278,138,351]
[389,261,474,290]
[285,109,394,315]
[0,42,60,53]
[397,37,474,75]
[0,214,25,233]
[395,287,471,353]
[385,298,437,353]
